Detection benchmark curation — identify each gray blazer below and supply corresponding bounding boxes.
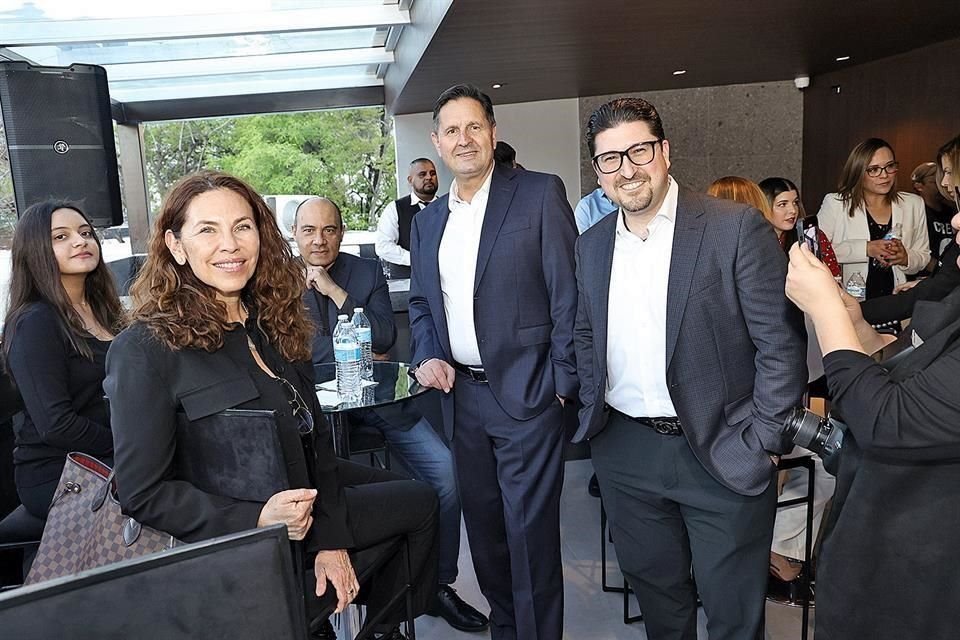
[573,187,807,496]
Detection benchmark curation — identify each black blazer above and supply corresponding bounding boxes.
[6,302,113,492]
[818,290,960,638]
[574,189,807,496]
[303,252,397,365]
[104,322,352,552]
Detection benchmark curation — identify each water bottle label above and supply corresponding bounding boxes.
[356,327,372,342]
[334,344,362,362]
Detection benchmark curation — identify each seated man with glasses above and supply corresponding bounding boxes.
[293,197,489,636]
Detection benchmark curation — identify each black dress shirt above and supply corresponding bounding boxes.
[6,302,113,493]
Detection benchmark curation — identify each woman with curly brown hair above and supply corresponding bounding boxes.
[104,171,437,639]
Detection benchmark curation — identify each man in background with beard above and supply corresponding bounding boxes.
[375,158,440,279]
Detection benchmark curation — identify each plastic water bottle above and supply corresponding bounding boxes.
[333,315,362,401]
[352,307,373,380]
[884,223,902,241]
[845,272,866,301]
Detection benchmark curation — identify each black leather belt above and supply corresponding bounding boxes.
[452,362,487,382]
[609,406,683,436]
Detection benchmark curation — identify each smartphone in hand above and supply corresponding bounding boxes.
[795,217,820,258]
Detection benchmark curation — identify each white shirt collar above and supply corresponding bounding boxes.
[450,165,495,208]
[410,193,437,207]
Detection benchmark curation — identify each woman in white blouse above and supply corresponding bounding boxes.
[817,138,929,299]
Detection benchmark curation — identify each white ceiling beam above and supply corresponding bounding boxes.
[104,48,394,82]
[0,6,410,46]
[108,73,383,103]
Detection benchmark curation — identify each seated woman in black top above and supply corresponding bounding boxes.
[104,171,437,637]
[2,200,123,518]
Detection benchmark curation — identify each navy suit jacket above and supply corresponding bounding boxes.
[408,165,578,434]
[303,252,396,365]
[574,188,807,496]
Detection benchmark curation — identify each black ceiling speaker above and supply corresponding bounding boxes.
[0,62,122,227]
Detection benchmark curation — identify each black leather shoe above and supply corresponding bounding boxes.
[588,472,602,498]
[310,619,337,640]
[766,570,815,607]
[373,627,407,640]
[427,585,490,632]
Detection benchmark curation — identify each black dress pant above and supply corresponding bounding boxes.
[15,477,58,520]
[591,412,777,640]
[305,460,439,627]
[451,376,565,640]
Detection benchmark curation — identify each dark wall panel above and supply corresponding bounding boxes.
[802,38,960,214]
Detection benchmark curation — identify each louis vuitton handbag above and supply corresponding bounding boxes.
[24,452,179,584]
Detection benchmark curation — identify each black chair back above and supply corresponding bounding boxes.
[0,526,306,640]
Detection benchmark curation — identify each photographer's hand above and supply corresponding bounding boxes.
[786,244,863,355]
[838,289,896,355]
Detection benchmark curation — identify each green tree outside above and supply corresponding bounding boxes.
[0,120,18,248]
[142,117,235,211]
[0,106,396,246]
[144,107,396,231]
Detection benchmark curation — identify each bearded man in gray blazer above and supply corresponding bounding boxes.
[573,97,806,640]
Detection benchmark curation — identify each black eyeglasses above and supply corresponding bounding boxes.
[865,161,899,178]
[278,377,315,436]
[592,140,661,174]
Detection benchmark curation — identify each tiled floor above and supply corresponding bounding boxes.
[366,458,813,640]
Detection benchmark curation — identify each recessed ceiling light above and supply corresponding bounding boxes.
[672,69,687,76]
[491,83,503,89]
[836,55,850,62]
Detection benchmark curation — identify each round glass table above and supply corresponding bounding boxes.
[313,361,430,457]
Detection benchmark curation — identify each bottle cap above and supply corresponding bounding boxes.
[354,307,364,313]
[337,314,348,320]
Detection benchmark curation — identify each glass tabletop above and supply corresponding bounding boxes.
[314,361,430,412]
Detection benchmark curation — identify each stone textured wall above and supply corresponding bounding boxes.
[578,81,803,197]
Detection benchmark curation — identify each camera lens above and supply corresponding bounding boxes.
[786,407,827,451]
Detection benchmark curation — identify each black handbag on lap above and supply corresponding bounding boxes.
[173,409,289,502]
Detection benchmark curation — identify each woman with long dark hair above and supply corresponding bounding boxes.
[105,171,437,638]
[758,176,841,278]
[817,138,929,299]
[2,200,124,518]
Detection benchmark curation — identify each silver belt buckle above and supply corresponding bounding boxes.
[649,418,680,435]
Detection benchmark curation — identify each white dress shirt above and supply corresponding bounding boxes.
[375,193,438,266]
[438,167,495,366]
[605,177,679,417]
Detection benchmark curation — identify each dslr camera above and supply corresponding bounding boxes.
[783,407,847,474]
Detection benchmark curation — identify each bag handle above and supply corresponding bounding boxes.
[90,470,123,513]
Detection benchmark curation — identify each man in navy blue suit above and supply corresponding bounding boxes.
[293,196,489,636]
[408,84,578,640]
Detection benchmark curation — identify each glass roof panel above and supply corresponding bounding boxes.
[9,29,389,67]
[0,1,396,22]
[108,64,380,102]
[0,1,407,104]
